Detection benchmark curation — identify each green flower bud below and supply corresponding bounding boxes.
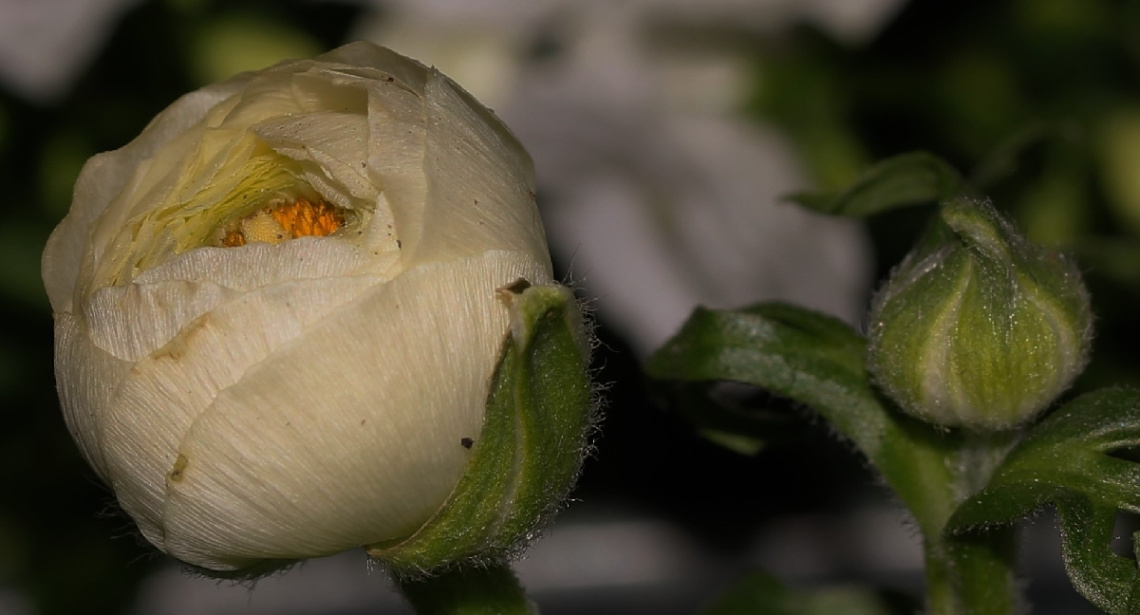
[867,198,1092,430]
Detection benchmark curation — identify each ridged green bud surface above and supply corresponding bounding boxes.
[867,198,1092,430]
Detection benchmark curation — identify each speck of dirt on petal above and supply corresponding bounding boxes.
[169,454,189,483]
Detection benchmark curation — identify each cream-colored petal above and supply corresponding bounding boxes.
[160,250,549,569]
[85,127,256,287]
[43,82,247,313]
[53,313,132,481]
[108,123,242,227]
[98,275,382,551]
[396,70,548,269]
[85,280,234,362]
[320,42,431,94]
[253,112,378,209]
[217,80,317,128]
[209,43,429,129]
[363,75,429,263]
[133,238,400,291]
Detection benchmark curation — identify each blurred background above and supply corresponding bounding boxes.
[4,0,1140,613]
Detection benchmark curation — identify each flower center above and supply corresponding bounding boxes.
[220,198,346,247]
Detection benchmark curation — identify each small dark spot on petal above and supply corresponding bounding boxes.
[169,454,189,483]
[396,239,402,249]
[461,437,474,449]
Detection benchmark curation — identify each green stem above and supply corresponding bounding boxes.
[917,430,1021,615]
[924,526,1018,615]
[395,562,535,615]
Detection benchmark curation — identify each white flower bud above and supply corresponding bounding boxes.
[42,42,580,572]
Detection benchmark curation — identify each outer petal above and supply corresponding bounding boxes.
[320,41,432,92]
[160,250,549,570]
[85,281,235,362]
[396,70,549,269]
[133,237,400,292]
[54,313,131,480]
[97,275,385,548]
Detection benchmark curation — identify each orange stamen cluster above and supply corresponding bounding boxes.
[272,199,345,238]
[222,198,345,247]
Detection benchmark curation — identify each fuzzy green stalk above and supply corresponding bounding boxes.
[924,525,1018,615]
[917,431,1020,615]
[396,563,534,615]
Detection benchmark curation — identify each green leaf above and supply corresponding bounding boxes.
[645,303,960,537]
[787,152,962,217]
[704,572,899,615]
[947,388,1140,614]
[371,284,595,574]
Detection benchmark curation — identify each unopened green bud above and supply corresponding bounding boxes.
[867,198,1092,430]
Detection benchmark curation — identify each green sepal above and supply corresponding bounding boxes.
[947,388,1140,614]
[786,152,961,218]
[703,572,901,615]
[645,303,960,537]
[369,283,594,575]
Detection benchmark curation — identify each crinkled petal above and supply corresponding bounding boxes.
[86,280,235,362]
[98,275,384,548]
[161,250,548,569]
[133,237,400,291]
[43,83,247,313]
[54,313,132,481]
[402,71,548,268]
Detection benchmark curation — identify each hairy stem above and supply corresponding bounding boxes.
[925,526,1018,615]
[922,430,1020,615]
[396,562,534,615]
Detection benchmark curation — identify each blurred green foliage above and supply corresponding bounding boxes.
[3,0,1140,614]
[751,0,1140,395]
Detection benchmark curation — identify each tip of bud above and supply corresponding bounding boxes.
[867,198,1093,430]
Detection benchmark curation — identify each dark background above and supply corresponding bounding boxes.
[3,0,1140,613]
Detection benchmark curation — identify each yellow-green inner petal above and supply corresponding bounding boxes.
[100,136,359,286]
